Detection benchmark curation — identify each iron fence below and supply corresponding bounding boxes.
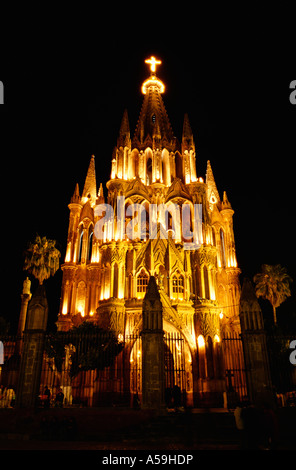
[266,333,296,397]
[164,332,187,406]
[1,328,295,408]
[39,331,188,408]
[40,332,141,407]
[0,336,21,407]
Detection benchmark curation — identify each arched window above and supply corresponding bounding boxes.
[162,149,170,186]
[76,280,86,316]
[172,272,184,300]
[182,203,193,242]
[113,263,118,298]
[213,337,223,379]
[212,227,216,246]
[137,269,149,298]
[129,149,137,179]
[146,157,152,185]
[128,273,133,298]
[175,153,183,180]
[77,226,84,263]
[197,335,206,379]
[168,211,172,230]
[87,227,93,262]
[203,265,210,299]
[140,202,149,239]
[206,336,214,379]
[220,228,226,268]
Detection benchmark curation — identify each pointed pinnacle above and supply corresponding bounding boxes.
[206,160,220,203]
[82,155,97,203]
[240,277,262,315]
[222,191,232,209]
[117,109,131,148]
[182,113,192,138]
[144,276,160,300]
[119,109,130,135]
[98,182,104,198]
[182,113,195,152]
[71,183,80,203]
[97,182,105,204]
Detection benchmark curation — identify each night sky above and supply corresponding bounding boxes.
[1,19,295,332]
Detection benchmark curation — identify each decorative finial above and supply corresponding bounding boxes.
[22,277,31,296]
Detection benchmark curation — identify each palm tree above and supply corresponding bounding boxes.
[23,235,61,285]
[253,264,293,325]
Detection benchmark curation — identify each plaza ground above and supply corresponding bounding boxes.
[0,406,295,450]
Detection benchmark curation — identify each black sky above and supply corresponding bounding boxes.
[1,17,295,331]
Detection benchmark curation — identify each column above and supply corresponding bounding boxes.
[141,276,165,410]
[16,285,48,408]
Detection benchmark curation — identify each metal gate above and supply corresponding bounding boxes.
[38,331,189,408]
[164,333,186,407]
[222,332,248,402]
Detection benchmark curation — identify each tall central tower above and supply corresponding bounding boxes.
[57,57,241,406]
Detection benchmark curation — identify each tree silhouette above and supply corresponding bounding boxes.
[45,322,124,377]
[23,235,61,285]
[253,264,293,325]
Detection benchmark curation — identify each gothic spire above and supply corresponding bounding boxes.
[132,58,175,151]
[117,109,131,148]
[70,183,80,204]
[97,182,105,204]
[82,155,97,205]
[182,113,195,153]
[222,190,232,210]
[132,87,175,151]
[206,160,220,205]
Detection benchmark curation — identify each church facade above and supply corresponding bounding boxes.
[56,57,241,406]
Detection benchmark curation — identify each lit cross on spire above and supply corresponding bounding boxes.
[142,56,165,94]
[145,56,162,74]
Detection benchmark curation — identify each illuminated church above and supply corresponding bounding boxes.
[56,57,241,405]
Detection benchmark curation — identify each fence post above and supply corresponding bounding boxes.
[16,285,48,408]
[239,278,273,404]
[141,276,165,410]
